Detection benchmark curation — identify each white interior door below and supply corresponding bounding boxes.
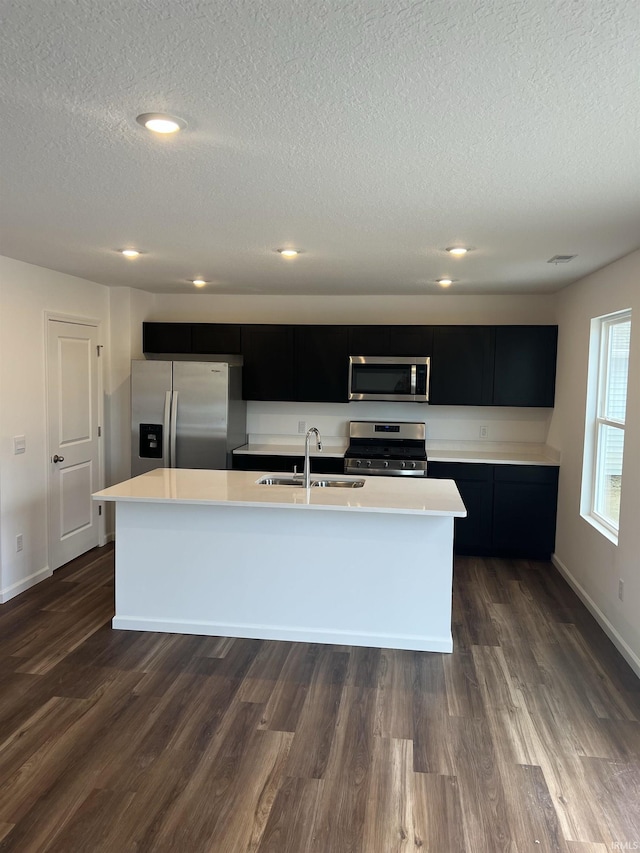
[47,319,101,569]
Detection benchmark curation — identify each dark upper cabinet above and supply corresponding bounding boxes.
[143,322,192,354]
[242,325,295,401]
[428,462,493,555]
[349,325,387,355]
[191,323,242,354]
[430,326,494,405]
[348,325,433,357]
[493,325,558,407]
[141,322,557,407]
[294,325,349,402]
[388,325,434,356]
[492,465,559,558]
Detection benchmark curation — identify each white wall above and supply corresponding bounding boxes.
[245,401,552,446]
[107,286,156,488]
[0,256,110,599]
[151,293,556,325]
[548,249,640,675]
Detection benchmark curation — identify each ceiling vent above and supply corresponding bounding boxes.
[547,254,577,264]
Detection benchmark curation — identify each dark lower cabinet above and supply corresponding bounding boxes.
[294,325,349,402]
[492,465,559,558]
[232,454,345,475]
[430,326,494,405]
[429,461,559,559]
[428,462,493,555]
[241,325,295,401]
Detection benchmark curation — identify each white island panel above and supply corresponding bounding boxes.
[113,499,454,652]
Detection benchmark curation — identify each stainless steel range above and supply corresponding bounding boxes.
[344,421,428,477]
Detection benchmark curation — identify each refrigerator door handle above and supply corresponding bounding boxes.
[170,390,179,467]
[162,391,172,466]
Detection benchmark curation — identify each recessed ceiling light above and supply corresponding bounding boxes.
[446,247,469,256]
[192,279,207,287]
[136,113,186,134]
[120,249,141,258]
[277,249,299,258]
[437,278,453,287]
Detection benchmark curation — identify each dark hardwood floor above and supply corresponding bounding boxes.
[0,545,638,852]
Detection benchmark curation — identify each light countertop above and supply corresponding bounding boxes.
[94,468,467,517]
[233,442,348,458]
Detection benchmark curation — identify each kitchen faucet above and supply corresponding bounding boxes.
[303,427,322,488]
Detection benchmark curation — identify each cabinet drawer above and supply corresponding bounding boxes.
[494,465,559,484]
[428,462,492,481]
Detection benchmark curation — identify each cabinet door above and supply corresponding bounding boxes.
[294,326,349,402]
[349,326,389,355]
[492,465,559,558]
[191,323,242,354]
[387,326,434,356]
[493,326,558,407]
[428,462,493,555]
[242,325,295,401]
[430,326,494,405]
[143,323,192,353]
[348,325,433,356]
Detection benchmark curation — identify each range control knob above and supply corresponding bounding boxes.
[383,460,389,468]
[366,460,372,468]
[410,461,416,469]
[400,461,406,469]
[355,460,362,467]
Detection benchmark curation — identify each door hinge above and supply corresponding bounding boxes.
[98,425,102,437]
[98,505,103,516]
[96,345,103,357]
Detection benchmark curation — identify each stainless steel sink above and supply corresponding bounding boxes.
[312,479,365,488]
[256,476,365,488]
[257,476,306,486]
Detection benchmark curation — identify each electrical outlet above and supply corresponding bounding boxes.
[479,425,488,438]
[16,534,23,552]
[298,420,306,434]
[618,579,624,601]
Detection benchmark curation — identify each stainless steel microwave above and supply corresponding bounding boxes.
[348,356,430,402]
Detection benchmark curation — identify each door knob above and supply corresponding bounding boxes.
[53,454,65,463]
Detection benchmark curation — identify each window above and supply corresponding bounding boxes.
[582,310,631,540]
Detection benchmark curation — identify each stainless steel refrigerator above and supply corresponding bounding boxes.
[131,359,246,476]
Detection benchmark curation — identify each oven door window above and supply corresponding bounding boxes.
[351,365,412,395]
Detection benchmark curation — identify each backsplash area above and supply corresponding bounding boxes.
[246,401,553,446]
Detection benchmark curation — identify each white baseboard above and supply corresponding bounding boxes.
[0,566,52,603]
[111,616,453,653]
[551,553,640,680]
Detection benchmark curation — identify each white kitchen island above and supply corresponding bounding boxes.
[94,468,466,653]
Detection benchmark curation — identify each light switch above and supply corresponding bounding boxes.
[14,435,26,455]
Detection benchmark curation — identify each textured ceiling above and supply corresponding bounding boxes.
[1,0,639,296]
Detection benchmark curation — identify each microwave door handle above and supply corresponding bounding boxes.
[410,365,417,395]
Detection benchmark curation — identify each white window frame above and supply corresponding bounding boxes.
[581,309,631,542]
